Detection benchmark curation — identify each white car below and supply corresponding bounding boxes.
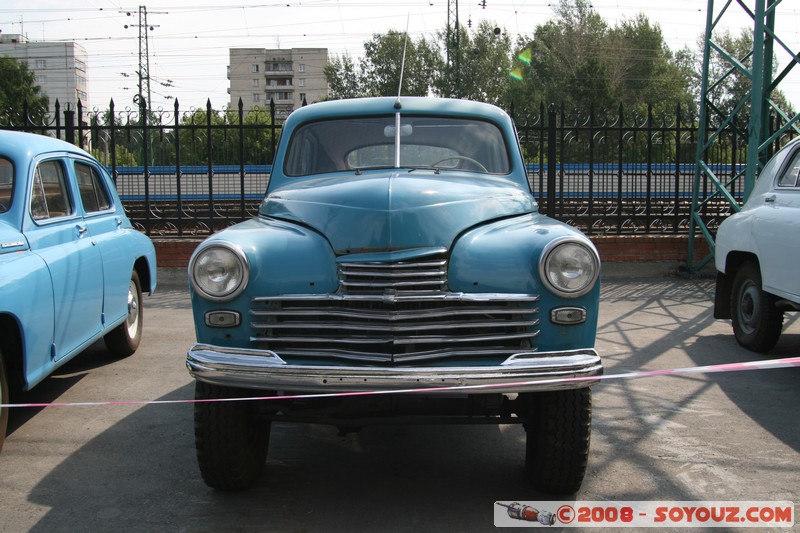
[714,137,800,352]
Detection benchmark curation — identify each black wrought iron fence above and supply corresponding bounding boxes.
[3,97,783,237]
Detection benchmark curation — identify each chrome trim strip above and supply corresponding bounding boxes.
[250,306,538,320]
[252,292,540,303]
[186,344,602,393]
[250,319,540,332]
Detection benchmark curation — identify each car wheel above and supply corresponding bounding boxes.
[104,270,143,357]
[730,261,783,352]
[0,348,8,454]
[194,381,271,491]
[522,388,591,494]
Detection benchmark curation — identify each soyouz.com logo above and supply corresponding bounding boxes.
[494,501,795,528]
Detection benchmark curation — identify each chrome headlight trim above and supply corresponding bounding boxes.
[538,237,600,298]
[189,241,250,302]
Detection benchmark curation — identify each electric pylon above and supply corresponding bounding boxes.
[688,0,800,271]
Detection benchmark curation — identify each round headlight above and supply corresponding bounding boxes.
[190,242,249,301]
[539,239,600,298]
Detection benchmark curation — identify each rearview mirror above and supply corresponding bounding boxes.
[384,124,413,137]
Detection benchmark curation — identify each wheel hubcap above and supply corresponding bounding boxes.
[126,280,140,337]
[738,281,759,334]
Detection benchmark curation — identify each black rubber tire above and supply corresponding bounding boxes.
[0,348,8,454]
[104,270,144,357]
[194,381,271,491]
[523,388,591,495]
[730,261,783,353]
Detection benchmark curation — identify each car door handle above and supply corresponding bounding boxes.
[764,194,776,203]
[76,224,88,237]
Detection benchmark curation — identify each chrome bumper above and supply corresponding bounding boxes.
[186,344,602,393]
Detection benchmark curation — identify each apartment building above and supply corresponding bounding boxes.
[228,47,328,120]
[0,33,89,121]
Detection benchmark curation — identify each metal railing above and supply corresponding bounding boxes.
[4,98,786,238]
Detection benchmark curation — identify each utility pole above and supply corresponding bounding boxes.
[124,6,164,113]
[445,0,460,98]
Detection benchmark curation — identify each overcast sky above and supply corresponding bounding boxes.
[1,1,799,111]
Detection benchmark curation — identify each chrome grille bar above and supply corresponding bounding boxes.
[338,257,447,294]
[250,292,540,363]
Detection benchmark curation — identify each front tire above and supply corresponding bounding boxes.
[522,388,592,494]
[730,261,783,352]
[104,270,144,357]
[194,381,271,491]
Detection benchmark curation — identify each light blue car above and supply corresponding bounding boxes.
[0,130,157,451]
[186,97,602,494]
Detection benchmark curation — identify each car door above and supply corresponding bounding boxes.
[72,158,131,329]
[23,157,104,361]
[754,147,800,299]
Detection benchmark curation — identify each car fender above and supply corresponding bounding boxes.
[450,213,600,351]
[189,217,338,348]
[0,249,56,390]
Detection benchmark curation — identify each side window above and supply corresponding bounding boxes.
[75,162,112,213]
[0,157,12,213]
[30,160,72,220]
[777,150,800,187]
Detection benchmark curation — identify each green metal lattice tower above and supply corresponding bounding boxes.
[688,0,800,272]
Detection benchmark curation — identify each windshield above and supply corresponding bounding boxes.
[283,115,511,177]
[0,157,12,213]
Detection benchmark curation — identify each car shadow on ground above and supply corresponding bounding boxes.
[685,328,800,454]
[7,341,120,437]
[22,383,552,533]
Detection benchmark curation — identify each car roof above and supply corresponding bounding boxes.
[283,97,512,128]
[0,130,92,163]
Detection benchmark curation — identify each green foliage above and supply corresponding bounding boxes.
[326,31,443,98]
[445,21,514,106]
[172,105,276,166]
[0,57,49,125]
[324,55,366,99]
[509,0,694,117]
[92,143,138,167]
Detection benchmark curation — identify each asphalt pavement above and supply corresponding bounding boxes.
[1,264,798,532]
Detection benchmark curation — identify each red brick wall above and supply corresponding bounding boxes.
[591,235,710,263]
[154,235,709,268]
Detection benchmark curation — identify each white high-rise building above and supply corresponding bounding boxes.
[228,47,328,120]
[0,33,89,123]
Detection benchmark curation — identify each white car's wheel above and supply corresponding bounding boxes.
[731,261,783,352]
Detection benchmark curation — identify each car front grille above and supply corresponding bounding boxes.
[337,256,448,294]
[249,253,540,363]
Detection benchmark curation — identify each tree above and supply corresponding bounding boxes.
[606,14,693,111]
[324,55,366,100]
[364,30,442,97]
[442,21,514,106]
[0,57,49,126]
[325,31,443,98]
[509,0,694,116]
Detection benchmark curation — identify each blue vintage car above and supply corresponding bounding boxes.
[0,130,157,451]
[186,97,602,494]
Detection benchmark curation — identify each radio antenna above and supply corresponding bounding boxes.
[395,14,410,109]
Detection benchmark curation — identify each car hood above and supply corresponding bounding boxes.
[261,172,536,253]
[0,219,27,254]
